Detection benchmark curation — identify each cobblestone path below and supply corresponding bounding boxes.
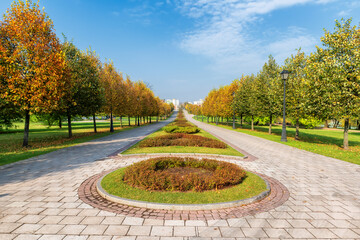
[0,111,359,240]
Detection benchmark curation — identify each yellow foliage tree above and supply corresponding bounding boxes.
[0,0,67,146]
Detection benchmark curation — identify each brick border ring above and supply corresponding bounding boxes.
[78,156,290,220]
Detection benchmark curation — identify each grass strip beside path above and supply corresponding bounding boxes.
[101,167,267,204]
[0,117,163,166]
[194,117,360,165]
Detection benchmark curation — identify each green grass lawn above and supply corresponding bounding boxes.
[122,126,244,157]
[194,117,360,165]
[0,117,162,166]
[101,167,267,204]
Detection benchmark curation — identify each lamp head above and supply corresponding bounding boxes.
[280,70,289,80]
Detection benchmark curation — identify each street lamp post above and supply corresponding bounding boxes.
[232,92,236,129]
[280,70,289,142]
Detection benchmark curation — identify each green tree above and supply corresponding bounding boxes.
[233,76,249,128]
[256,55,282,134]
[305,18,360,149]
[233,75,257,130]
[61,40,105,137]
[0,99,22,129]
[284,50,308,139]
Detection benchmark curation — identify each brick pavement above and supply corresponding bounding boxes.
[0,111,359,239]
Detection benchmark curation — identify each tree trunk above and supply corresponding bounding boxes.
[207,117,209,123]
[251,115,254,131]
[324,120,329,128]
[240,114,243,128]
[67,110,72,138]
[137,116,140,126]
[150,116,152,123]
[22,110,30,147]
[93,113,97,133]
[269,114,272,134]
[357,120,360,130]
[110,112,114,132]
[128,116,131,126]
[120,116,123,128]
[58,116,62,129]
[157,116,159,122]
[216,116,218,125]
[295,118,300,140]
[343,118,349,150]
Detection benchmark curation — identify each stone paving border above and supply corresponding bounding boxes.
[78,155,290,220]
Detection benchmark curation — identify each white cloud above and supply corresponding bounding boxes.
[267,35,318,62]
[175,0,330,75]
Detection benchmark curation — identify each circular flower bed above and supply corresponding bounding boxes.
[123,157,246,192]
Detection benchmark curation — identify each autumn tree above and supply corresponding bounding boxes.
[305,19,360,149]
[83,49,105,133]
[100,61,121,132]
[0,0,67,146]
[113,72,127,128]
[132,81,145,126]
[202,89,217,123]
[123,76,136,126]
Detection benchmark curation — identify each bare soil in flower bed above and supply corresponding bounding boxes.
[123,157,246,192]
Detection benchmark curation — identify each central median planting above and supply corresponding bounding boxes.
[97,109,269,207]
[122,110,243,156]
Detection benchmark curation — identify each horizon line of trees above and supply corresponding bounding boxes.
[0,0,173,147]
[186,18,360,150]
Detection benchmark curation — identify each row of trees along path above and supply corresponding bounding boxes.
[187,19,360,150]
[0,0,173,147]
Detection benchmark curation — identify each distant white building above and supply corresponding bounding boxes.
[166,99,180,110]
[193,99,203,105]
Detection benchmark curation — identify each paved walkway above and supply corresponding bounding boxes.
[0,111,359,239]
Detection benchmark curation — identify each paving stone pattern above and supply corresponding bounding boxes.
[0,111,359,239]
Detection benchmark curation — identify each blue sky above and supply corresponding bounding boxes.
[1,0,359,102]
